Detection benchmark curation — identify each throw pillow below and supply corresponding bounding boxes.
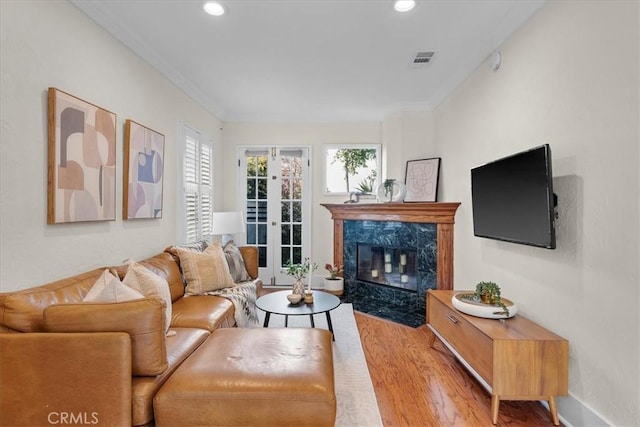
[43,299,168,376]
[123,261,172,334]
[83,269,145,303]
[223,240,251,283]
[176,240,235,295]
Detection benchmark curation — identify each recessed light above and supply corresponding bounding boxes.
[394,1,415,12]
[203,2,225,16]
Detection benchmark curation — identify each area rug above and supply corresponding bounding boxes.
[257,303,383,427]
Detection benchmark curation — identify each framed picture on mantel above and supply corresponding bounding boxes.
[404,158,441,202]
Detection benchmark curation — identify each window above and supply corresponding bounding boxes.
[178,124,214,243]
[323,144,381,194]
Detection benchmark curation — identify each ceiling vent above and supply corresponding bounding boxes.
[411,51,436,68]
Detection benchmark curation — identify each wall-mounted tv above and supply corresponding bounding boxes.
[471,144,557,249]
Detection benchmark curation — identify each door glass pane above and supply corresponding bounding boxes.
[293,224,302,245]
[281,201,290,222]
[247,179,256,199]
[281,224,291,245]
[258,223,267,245]
[292,201,302,222]
[293,247,302,264]
[258,178,267,199]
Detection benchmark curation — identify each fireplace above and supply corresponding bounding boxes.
[357,244,417,292]
[322,202,460,327]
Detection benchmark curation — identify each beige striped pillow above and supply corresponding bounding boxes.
[176,240,235,295]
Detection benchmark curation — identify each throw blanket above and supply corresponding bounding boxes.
[204,281,259,327]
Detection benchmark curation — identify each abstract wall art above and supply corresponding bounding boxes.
[123,119,164,219]
[404,158,441,202]
[47,88,117,224]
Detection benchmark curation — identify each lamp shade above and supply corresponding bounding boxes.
[212,211,245,235]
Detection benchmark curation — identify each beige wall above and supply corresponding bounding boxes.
[0,0,223,291]
[430,1,639,425]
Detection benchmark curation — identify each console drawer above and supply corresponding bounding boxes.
[429,295,493,385]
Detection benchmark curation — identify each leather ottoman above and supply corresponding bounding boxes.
[153,328,336,427]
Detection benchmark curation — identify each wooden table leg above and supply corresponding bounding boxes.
[548,396,560,426]
[491,395,500,425]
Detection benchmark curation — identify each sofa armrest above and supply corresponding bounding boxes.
[239,246,259,280]
[0,332,132,426]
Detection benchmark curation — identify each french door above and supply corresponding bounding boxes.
[237,147,312,285]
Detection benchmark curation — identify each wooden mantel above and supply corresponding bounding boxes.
[321,202,460,290]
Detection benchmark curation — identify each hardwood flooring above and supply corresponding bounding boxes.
[354,311,561,427]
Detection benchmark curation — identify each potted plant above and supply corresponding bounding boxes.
[474,281,509,316]
[285,258,317,297]
[324,263,344,296]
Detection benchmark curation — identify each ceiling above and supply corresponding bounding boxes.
[71,0,545,123]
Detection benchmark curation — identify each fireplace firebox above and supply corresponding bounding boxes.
[356,244,417,292]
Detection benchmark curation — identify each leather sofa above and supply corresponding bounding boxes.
[0,245,337,426]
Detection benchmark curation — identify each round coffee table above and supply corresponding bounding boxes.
[256,290,341,340]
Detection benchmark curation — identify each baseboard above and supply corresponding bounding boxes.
[540,393,611,427]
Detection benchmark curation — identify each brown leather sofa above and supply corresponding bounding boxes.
[0,245,337,426]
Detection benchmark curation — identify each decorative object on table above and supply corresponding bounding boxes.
[286,293,302,304]
[450,281,517,319]
[376,178,406,203]
[47,87,117,224]
[404,158,441,202]
[304,290,314,304]
[123,119,165,219]
[212,211,246,245]
[324,263,344,296]
[285,258,318,297]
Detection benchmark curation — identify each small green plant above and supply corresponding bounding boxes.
[284,258,317,281]
[474,281,509,316]
[324,263,343,280]
[356,170,377,193]
[383,178,396,197]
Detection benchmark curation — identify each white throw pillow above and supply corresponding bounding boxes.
[123,261,172,334]
[83,269,144,303]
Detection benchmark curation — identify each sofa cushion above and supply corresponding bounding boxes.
[123,261,173,334]
[83,269,145,303]
[171,295,235,331]
[131,327,210,426]
[175,241,235,295]
[43,299,168,376]
[224,240,251,282]
[0,268,103,332]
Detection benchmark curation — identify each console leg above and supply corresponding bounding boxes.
[491,395,500,425]
[548,396,560,426]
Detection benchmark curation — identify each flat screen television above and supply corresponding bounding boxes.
[471,144,556,249]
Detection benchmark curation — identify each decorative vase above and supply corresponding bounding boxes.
[376,181,406,203]
[292,279,305,297]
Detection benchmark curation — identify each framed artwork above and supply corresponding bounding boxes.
[123,119,165,219]
[404,158,441,202]
[47,88,116,224]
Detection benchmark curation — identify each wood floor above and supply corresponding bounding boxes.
[354,311,561,427]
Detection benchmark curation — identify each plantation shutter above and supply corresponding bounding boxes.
[181,125,214,243]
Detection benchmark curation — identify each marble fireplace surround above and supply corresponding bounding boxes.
[321,203,460,326]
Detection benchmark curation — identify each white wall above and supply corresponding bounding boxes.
[431,1,639,425]
[220,122,380,284]
[0,0,223,291]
